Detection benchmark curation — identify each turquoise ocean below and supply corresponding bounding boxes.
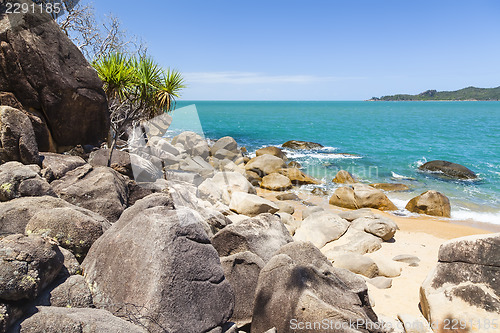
[173,101,500,225]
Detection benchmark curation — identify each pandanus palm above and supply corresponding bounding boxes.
[92,52,185,165]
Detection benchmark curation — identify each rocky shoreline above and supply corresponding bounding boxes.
[0,7,499,333]
[0,128,498,332]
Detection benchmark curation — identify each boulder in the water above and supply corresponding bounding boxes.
[419,160,477,180]
[282,140,323,150]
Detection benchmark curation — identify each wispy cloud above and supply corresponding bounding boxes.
[184,71,363,84]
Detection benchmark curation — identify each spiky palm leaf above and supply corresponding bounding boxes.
[92,53,135,101]
[156,68,186,112]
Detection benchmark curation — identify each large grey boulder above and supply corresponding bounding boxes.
[419,160,477,180]
[251,241,381,333]
[0,196,109,237]
[155,138,181,156]
[245,154,286,177]
[277,212,301,235]
[25,207,110,261]
[293,211,350,248]
[210,136,239,156]
[405,190,451,218]
[0,106,39,165]
[212,213,293,262]
[198,171,256,206]
[0,234,63,301]
[51,165,129,222]
[229,192,279,217]
[256,146,287,160]
[329,184,398,211]
[338,208,375,222]
[322,229,383,260]
[17,306,146,333]
[0,162,55,202]
[221,251,265,326]
[420,233,500,332]
[0,69,51,155]
[350,216,398,241]
[47,275,93,308]
[260,173,292,191]
[332,253,379,278]
[39,153,86,182]
[172,131,209,158]
[166,181,231,235]
[178,156,214,178]
[89,149,163,182]
[213,148,240,161]
[82,194,234,333]
[0,6,110,148]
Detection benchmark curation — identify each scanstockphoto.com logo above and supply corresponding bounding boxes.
[0,0,80,29]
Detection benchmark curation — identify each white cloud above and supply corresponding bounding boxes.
[183,71,362,85]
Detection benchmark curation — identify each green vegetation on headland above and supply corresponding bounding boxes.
[369,86,500,101]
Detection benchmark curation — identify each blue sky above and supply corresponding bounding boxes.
[88,0,500,100]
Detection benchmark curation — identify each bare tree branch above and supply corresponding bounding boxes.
[55,1,147,60]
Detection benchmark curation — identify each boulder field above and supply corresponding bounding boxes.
[0,130,494,332]
[0,9,494,330]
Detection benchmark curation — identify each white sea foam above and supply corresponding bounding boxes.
[388,197,409,210]
[414,157,428,168]
[391,172,416,180]
[283,149,362,160]
[451,209,500,225]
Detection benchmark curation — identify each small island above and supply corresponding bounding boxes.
[369,86,500,101]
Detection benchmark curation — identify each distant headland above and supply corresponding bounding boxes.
[369,86,500,101]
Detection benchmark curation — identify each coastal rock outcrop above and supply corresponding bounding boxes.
[0,106,39,165]
[251,241,380,333]
[420,233,500,332]
[245,154,286,177]
[256,146,287,160]
[229,192,279,217]
[51,165,129,222]
[332,253,379,278]
[46,275,94,308]
[0,5,110,149]
[329,184,398,211]
[212,213,293,262]
[25,207,109,261]
[293,211,350,248]
[350,216,398,241]
[419,160,477,180]
[277,167,320,185]
[40,153,86,182]
[172,131,210,160]
[0,234,63,301]
[405,190,451,218]
[210,136,239,156]
[220,251,265,326]
[370,183,409,192]
[282,140,323,150]
[82,195,234,333]
[0,162,55,202]
[16,306,146,333]
[0,195,109,236]
[89,149,163,182]
[260,173,292,191]
[198,171,256,206]
[332,170,357,184]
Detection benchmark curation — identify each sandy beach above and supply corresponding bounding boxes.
[257,187,497,320]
